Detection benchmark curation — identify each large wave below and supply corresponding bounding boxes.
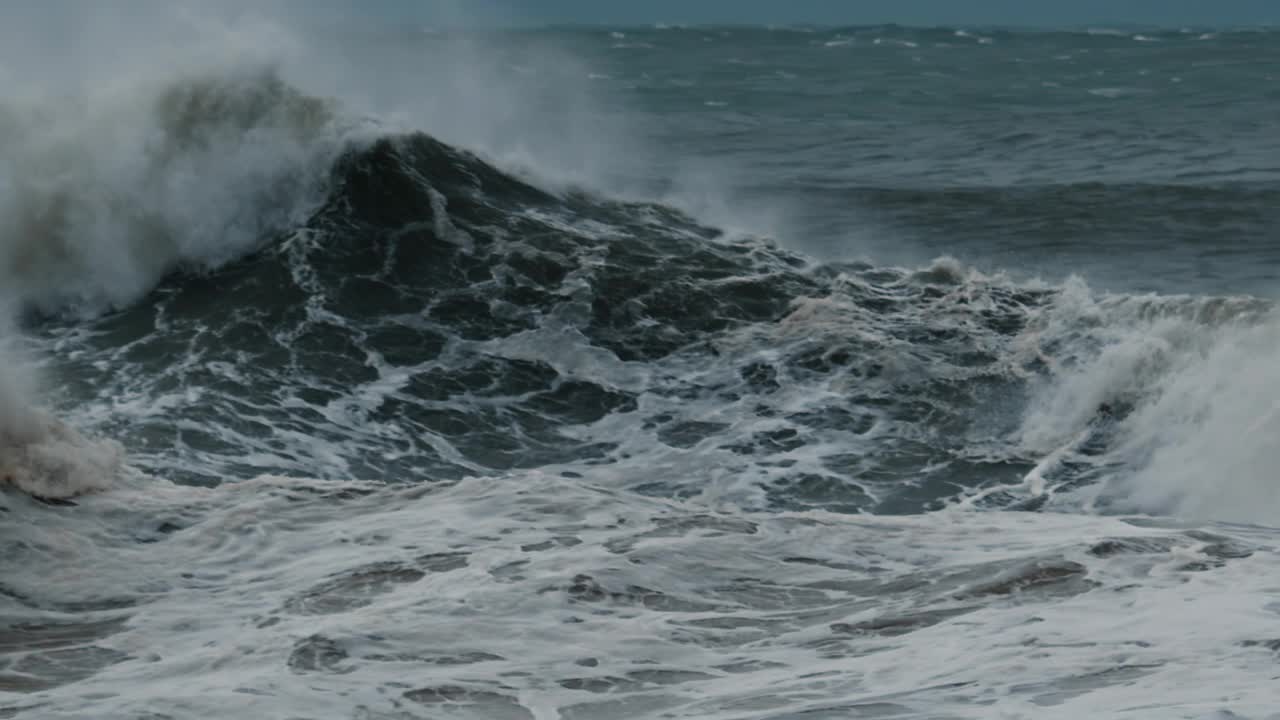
[0,17,1275,524]
[4,18,1280,716]
[16,100,1270,524]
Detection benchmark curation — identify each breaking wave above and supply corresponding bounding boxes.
[0,55,1275,519]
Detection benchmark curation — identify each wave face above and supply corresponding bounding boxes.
[39,129,1050,507]
[33,121,1279,522]
[5,22,1280,719]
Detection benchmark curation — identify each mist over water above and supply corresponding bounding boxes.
[2,8,1280,718]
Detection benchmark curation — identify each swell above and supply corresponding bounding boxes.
[820,182,1280,295]
[636,25,1280,42]
[819,182,1280,225]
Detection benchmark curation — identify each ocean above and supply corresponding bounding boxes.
[2,18,1280,719]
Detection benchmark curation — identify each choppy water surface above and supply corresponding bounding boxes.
[2,20,1280,719]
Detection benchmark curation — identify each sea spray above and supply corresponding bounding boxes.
[0,320,122,498]
[1014,284,1280,521]
[0,66,348,315]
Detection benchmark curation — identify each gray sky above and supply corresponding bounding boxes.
[394,0,1279,27]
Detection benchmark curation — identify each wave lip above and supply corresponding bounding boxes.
[0,65,355,317]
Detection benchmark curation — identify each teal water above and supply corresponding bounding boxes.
[559,26,1280,293]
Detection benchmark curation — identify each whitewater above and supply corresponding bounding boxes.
[3,6,1280,719]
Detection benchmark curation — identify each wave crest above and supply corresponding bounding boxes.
[0,66,350,315]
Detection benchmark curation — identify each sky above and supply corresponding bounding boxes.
[431,0,1280,27]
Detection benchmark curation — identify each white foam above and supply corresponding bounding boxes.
[5,473,1279,718]
[1088,87,1142,98]
[0,333,121,497]
[1112,317,1280,521]
[1015,278,1280,524]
